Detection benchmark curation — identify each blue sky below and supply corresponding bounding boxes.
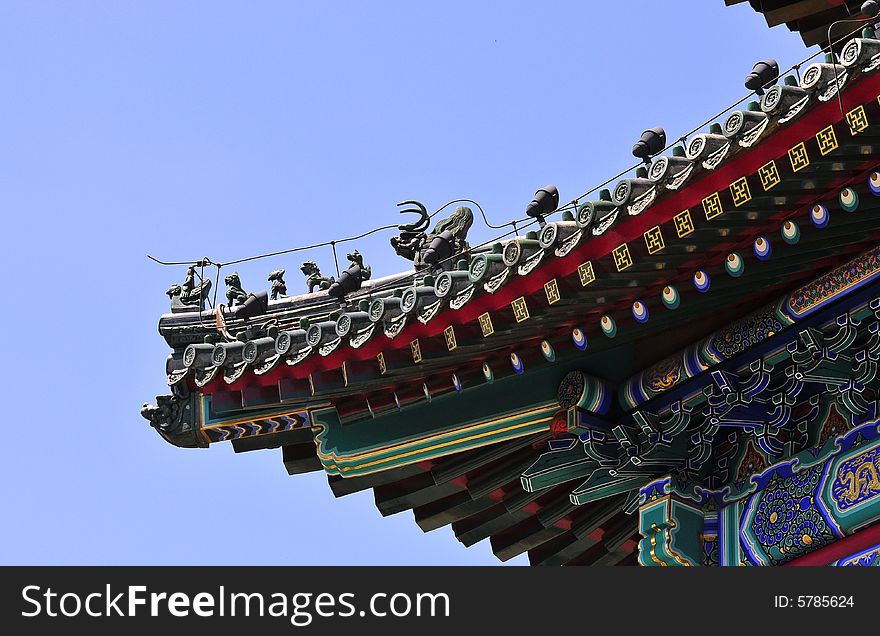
[0,2,814,565]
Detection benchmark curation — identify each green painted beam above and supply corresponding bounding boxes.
[521,442,597,492]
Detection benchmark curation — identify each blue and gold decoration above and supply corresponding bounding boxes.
[201,402,312,444]
[619,254,880,409]
[869,171,880,196]
[787,245,880,317]
[510,352,525,374]
[634,415,880,566]
[828,443,880,516]
[712,307,787,359]
[571,327,588,350]
[810,203,830,228]
[626,247,880,409]
[833,544,880,566]
[620,253,880,408]
[632,300,649,323]
[741,463,840,566]
[452,372,462,393]
[753,236,771,261]
[693,269,711,292]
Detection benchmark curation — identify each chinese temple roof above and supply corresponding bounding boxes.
[143,27,880,564]
[156,39,880,423]
[727,0,875,46]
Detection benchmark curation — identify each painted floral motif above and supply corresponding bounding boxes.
[780,509,830,555]
[788,246,880,315]
[713,308,784,359]
[749,465,836,565]
[788,464,818,498]
[557,371,586,409]
[753,487,797,547]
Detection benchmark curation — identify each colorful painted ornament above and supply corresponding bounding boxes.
[725,252,745,277]
[510,352,524,374]
[482,363,494,384]
[452,372,462,393]
[869,171,880,196]
[810,203,829,228]
[661,285,680,309]
[753,236,771,261]
[632,300,649,323]
[600,314,617,338]
[839,187,859,212]
[693,269,711,292]
[540,339,556,362]
[781,221,800,245]
[571,327,588,350]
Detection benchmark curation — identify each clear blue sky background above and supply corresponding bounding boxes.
[1,2,816,565]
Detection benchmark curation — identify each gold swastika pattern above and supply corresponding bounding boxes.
[674,210,694,237]
[410,339,422,364]
[578,261,595,287]
[478,312,494,337]
[729,177,752,207]
[846,105,868,135]
[816,125,838,155]
[444,326,457,351]
[377,352,387,375]
[511,297,530,322]
[758,160,780,191]
[644,226,665,254]
[544,279,561,305]
[612,243,632,272]
[788,142,809,172]
[702,192,723,220]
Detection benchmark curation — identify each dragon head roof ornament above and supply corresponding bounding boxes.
[391,201,474,270]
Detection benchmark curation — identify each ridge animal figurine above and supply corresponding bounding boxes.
[391,201,473,269]
[267,269,287,300]
[327,250,373,299]
[346,250,371,280]
[166,265,212,310]
[300,261,335,293]
[224,272,248,306]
